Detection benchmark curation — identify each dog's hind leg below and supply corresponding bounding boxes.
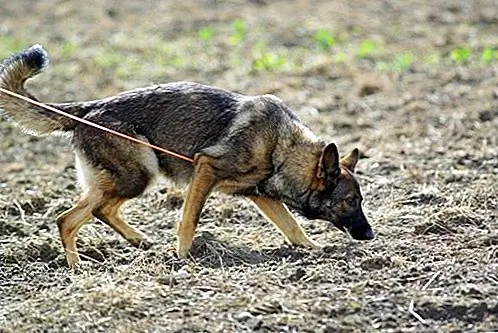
[57,192,151,268]
[60,118,158,266]
[57,187,104,268]
[91,196,152,250]
[250,196,321,250]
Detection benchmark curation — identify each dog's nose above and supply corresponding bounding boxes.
[363,228,375,240]
[350,225,374,240]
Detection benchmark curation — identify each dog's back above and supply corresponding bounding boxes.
[0,47,296,187]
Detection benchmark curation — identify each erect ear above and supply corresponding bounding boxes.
[317,143,341,182]
[340,148,359,172]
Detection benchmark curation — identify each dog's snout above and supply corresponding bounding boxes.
[362,227,375,240]
[350,224,374,240]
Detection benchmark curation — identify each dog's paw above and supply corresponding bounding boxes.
[304,241,323,251]
[129,237,154,250]
[290,238,322,251]
[176,244,191,259]
[66,252,81,269]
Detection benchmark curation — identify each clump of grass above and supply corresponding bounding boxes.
[198,26,215,43]
[333,52,348,63]
[60,40,78,56]
[392,52,414,72]
[450,46,472,63]
[376,52,414,73]
[481,47,498,64]
[357,40,378,58]
[252,43,287,72]
[228,19,247,46]
[250,41,281,71]
[313,28,335,51]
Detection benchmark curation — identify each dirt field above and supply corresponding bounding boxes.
[1,1,497,332]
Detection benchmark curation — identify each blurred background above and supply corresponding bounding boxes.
[1,0,497,99]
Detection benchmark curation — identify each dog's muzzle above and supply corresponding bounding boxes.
[349,224,375,240]
[332,212,374,241]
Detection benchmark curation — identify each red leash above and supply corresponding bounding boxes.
[0,87,194,163]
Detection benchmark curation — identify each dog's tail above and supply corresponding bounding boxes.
[0,45,80,135]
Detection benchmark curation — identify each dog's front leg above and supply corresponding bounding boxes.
[176,155,218,258]
[250,196,321,250]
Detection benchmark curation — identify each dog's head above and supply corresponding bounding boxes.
[292,143,374,241]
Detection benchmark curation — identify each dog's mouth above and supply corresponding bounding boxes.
[294,204,375,241]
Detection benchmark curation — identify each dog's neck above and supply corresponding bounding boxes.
[257,127,325,207]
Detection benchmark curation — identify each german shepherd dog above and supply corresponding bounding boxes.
[0,45,374,267]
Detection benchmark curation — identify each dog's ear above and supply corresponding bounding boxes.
[340,148,359,172]
[317,143,340,182]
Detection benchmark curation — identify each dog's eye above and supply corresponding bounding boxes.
[346,197,357,207]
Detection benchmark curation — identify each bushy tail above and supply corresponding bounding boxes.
[0,45,77,135]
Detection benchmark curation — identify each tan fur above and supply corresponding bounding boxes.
[250,196,319,249]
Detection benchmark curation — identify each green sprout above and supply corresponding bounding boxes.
[450,46,472,63]
[228,19,247,46]
[61,40,77,56]
[376,52,414,73]
[313,28,335,51]
[481,47,497,64]
[198,26,215,42]
[251,41,286,71]
[392,52,413,72]
[252,52,287,71]
[334,52,348,63]
[357,40,378,58]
